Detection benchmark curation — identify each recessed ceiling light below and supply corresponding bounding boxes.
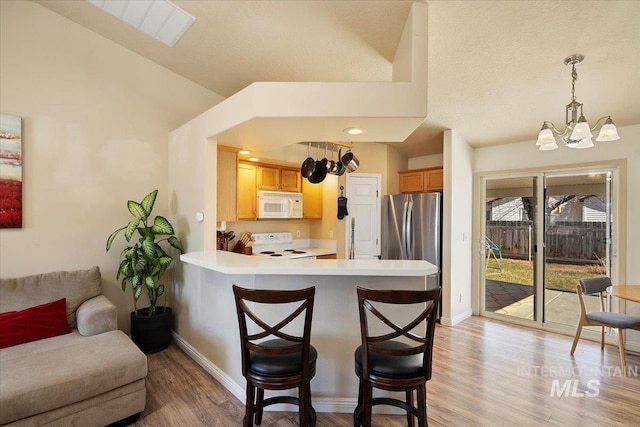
[248,157,260,162]
[343,127,365,135]
[239,150,250,155]
[86,0,195,47]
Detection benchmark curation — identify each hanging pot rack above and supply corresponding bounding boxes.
[298,142,358,182]
[299,141,353,150]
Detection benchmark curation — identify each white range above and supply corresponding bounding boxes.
[251,232,317,259]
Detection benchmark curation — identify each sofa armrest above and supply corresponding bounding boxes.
[76,295,117,336]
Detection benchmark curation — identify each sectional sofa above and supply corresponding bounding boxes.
[0,267,147,426]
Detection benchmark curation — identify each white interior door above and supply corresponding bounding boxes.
[344,173,381,259]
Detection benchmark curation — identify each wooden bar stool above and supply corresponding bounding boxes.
[353,286,440,427]
[233,285,317,427]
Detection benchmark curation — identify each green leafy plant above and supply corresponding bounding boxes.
[106,189,184,316]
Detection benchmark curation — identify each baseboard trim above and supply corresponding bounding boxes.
[440,309,473,326]
[171,332,360,413]
[171,332,245,402]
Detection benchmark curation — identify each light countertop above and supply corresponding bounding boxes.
[180,250,436,277]
[306,247,336,257]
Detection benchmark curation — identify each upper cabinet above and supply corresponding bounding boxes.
[237,162,257,220]
[257,165,279,191]
[399,167,443,193]
[217,146,239,222]
[235,159,321,220]
[257,165,302,192]
[281,168,302,192]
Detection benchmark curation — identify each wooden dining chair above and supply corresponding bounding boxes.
[570,276,640,373]
[353,286,440,427]
[233,285,317,427]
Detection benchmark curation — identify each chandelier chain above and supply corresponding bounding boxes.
[571,63,577,101]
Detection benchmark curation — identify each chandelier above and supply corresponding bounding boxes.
[536,54,620,151]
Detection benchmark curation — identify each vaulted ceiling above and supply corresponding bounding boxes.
[36,0,640,158]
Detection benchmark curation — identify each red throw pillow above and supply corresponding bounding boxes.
[0,298,72,349]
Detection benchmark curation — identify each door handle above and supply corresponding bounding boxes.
[406,199,414,259]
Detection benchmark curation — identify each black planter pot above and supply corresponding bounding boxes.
[130,307,172,354]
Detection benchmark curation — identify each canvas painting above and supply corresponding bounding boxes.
[0,114,22,228]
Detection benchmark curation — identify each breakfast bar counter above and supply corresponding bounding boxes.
[180,249,434,276]
[176,250,437,414]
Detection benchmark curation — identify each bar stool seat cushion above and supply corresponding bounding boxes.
[250,338,318,377]
[355,341,422,378]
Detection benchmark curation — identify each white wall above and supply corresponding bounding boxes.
[408,153,444,169]
[386,144,407,195]
[0,1,220,330]
[167,102,213,355]
[441,130,474,325]
[475,125,640,345]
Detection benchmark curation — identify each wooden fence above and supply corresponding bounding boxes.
[486,221,607,264]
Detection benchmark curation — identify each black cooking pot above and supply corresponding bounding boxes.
[335,148,346,176]
[300,143,315,178]
[308,144,328,183]
[308,157,328,183]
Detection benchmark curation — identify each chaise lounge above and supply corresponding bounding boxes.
[0,267,147,426]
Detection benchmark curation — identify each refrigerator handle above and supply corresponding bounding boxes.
[406,199,414,259]
[402,200,409,259]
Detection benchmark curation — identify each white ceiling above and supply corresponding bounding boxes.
[36,0,640,158]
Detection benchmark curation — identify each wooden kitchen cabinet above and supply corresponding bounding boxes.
[399,167,443,193]
[280,168,302,192]
[257,165,301,192]
[217,146,238,222]
[257,165,279,191]
[399,170,424,193]
[424,167,443,191]
[237,162,257,219]
[302,179,322,219]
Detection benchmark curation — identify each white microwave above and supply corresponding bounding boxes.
[257,191,303,219]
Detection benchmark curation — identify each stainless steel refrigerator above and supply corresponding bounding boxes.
[381,192,442,291]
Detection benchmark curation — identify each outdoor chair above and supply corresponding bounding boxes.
[570,276,640,373]
[233,285,317,427]
[353,286,440,427]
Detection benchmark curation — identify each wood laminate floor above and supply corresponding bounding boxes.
[133,316,640,426]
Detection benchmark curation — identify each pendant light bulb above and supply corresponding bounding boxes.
[596,118,620,142]
[570,115,593,141]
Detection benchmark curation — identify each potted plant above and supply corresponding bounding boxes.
[106,189,184,354]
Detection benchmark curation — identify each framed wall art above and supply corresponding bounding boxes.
[0,114,22,228]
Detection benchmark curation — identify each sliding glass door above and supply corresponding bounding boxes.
[543,171,612,327]
[483,175,540,322]
[481,168,615,328]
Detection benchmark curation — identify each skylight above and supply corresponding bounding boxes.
[86,0,195,47]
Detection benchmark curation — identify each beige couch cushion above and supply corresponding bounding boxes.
[0,267,102,327]
[0,330,147,425]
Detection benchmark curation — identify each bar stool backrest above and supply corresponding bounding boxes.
[357,286,440,381]
[233,285,315,378]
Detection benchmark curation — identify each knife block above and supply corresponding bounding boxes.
[232,241,252,255]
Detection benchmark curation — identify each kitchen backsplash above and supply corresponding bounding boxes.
[291,238,337,251]
[219,219,326,241]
